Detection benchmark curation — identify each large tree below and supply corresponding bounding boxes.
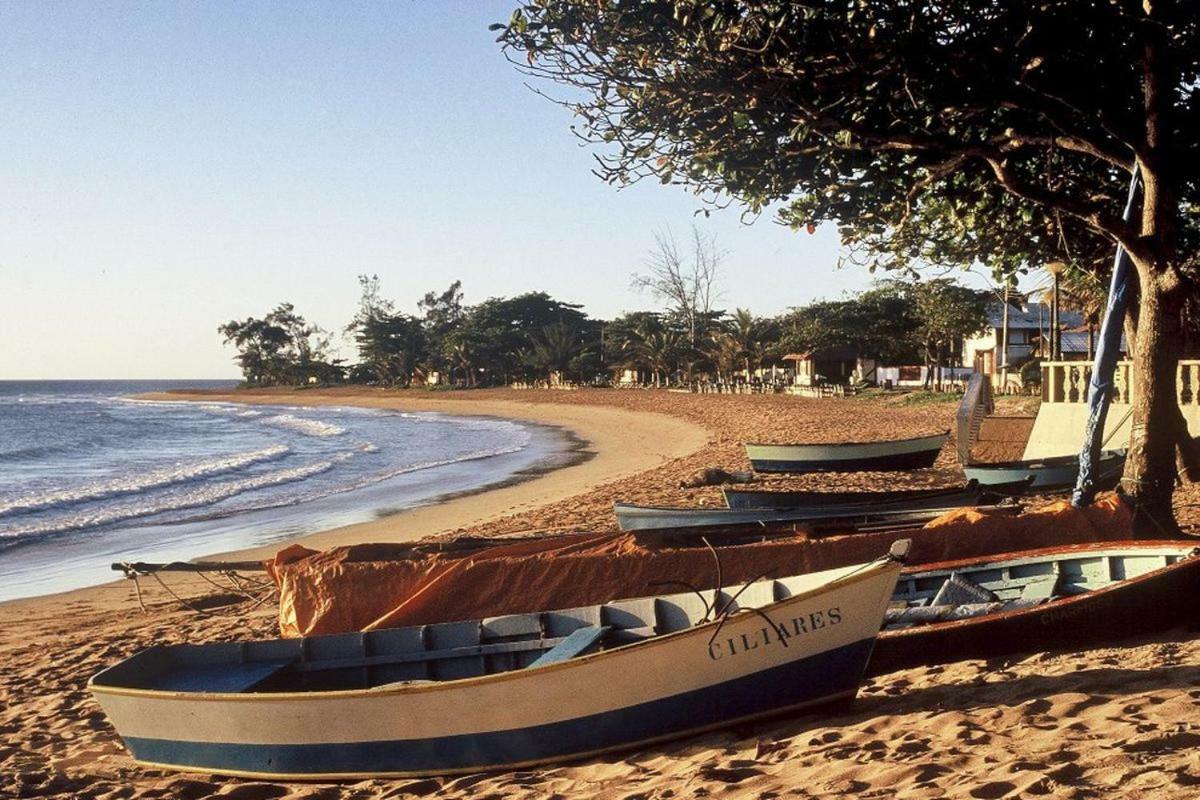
[780,285,921,365]
[345,275,428,387]
[219,303,340,386]
[894,279,992,390]
[448,292,594,386]
[498,0,1200,527]
[419,280,465,378]
[632,226,724,352]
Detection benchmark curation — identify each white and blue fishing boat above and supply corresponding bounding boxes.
[90,543,908,779]
[962,449,1125,492]
[745,432,947,474]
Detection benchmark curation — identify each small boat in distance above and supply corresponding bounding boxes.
[870,540,1200,675]
[722,479,1029,510]
[90,544,908,779]
[745,432,948,474]
[961,449,1126,492]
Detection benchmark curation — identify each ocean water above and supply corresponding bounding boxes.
[0,381,571,601]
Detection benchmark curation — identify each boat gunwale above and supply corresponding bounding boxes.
[89,554,899,703]
[743,431,948,451]
[879,539,1200,641]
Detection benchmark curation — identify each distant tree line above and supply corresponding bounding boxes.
[218,275,991,390]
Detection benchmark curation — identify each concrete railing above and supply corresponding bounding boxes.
[1026,359,1200,459]
[1040,359,1200,405]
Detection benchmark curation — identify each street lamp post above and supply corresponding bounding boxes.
[1046,261,1066,361]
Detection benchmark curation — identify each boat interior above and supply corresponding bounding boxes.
[885,545,1194,628]
[91,562,869,696]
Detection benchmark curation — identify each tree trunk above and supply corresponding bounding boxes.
[1122,273,1187,533]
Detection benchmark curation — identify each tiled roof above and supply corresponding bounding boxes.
[985,301,1084,330]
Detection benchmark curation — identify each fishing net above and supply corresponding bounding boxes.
[268,493,1137,637]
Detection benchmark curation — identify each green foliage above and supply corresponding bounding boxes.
[899,278,992,364]
[219,278,987,391]
[419,280,465,377]
[451,292,597,385]
[496,1,1200,295]
[346,275,428,387]
[521,321,598,382]
[779,284,920,363]
[218,303,341,387]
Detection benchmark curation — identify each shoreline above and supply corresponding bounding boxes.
[154,388,711,560]
[6,388,1199,799]
[2,387,710,606]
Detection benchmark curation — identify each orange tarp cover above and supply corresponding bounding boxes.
[268,494,1135,638]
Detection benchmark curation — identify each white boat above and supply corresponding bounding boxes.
[745,432,948,473]
[90,542,908,779]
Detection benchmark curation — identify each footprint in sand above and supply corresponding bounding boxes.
[912,762,953,784]
[1122,731,1200,753]
[1045,762,1087,785]
[822,778,869,794]
[893,738,931,756]
[968,780,1017,798]
[1020,697,1052,716]
[161,778,229,800]
[806,730,841,747]
[698,764,764,783]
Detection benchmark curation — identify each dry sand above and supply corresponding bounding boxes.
[3,387,1198,799]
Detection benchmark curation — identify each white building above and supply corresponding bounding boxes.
[962,300,1084,388]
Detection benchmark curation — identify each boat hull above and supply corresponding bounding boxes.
[745,433,947,474]
[721,483,1005,511]
[962,451,1124,491]
[868,541,1200,676]
[614,499,996,532]
[92,560,901,779]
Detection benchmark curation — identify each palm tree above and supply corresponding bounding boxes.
[523,322,587,384]
[706,331,743,383]
[638,329,685,386]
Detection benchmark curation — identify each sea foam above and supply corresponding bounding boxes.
[0,445,291,518]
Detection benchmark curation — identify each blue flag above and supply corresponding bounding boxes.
[1072,172,1141,507]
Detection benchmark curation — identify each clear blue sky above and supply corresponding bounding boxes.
[1,2,1003,379]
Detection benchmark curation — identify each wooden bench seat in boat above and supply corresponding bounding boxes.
[528,626,611,668]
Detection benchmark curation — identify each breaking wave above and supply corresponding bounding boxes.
[0,445,292,518]
[260,414,346,437]
[0,451,356,541]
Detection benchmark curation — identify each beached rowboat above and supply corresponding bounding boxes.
[721,480,1028,510]
[745,432,947,474]
[869,540,1200,675]
[90,543,908,779]
[961,449,1125,492]
[613,485,1017,532]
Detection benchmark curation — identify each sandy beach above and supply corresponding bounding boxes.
[3,387,1198,800]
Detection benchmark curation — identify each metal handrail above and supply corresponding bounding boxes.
[956,373,994,465]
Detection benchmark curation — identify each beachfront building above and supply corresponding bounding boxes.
[784,346,860,387]
[962,300,1084,390]
[780,347,885,395]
